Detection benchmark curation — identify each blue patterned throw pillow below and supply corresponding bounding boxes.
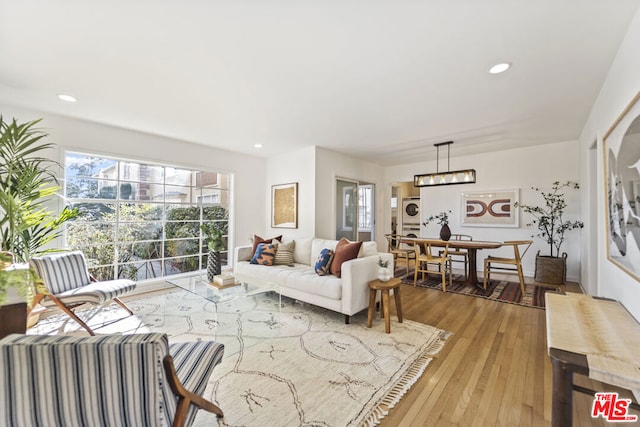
[250,243,277,266]
[314,248,334,276]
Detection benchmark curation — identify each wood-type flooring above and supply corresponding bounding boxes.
[377,273,639,426]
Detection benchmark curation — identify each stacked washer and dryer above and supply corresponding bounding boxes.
[401,198,420,238]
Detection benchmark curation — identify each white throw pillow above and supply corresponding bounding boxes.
[293,237,313,265]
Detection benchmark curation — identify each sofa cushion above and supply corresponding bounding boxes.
[250,243,277,266]
[293,237,313,265]
[274,240,295,266]
[234,261,342,300]
[360,241,378,258]
[314,249,334,276]
[251,234,282,257]
[330,238,363,278]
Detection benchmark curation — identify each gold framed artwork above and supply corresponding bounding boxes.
[460,189,519,227]
[272,182,298,228]
[603,90,640,282]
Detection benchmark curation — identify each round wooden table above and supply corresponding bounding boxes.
[367,277,403,334]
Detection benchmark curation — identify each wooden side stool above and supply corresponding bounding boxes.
[367,278,403,334]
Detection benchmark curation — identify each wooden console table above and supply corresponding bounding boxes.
[545,292,640,426]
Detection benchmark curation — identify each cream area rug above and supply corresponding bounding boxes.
[29,289,451,427]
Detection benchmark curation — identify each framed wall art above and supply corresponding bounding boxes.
[271,182,298,228]
[460,189,519,227]
[603,90,640,282]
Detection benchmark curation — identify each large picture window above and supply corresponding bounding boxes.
[64,152,231,282]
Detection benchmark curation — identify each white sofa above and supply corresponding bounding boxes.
[234,237,394,323]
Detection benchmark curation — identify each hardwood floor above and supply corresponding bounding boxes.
[378,272,639,426]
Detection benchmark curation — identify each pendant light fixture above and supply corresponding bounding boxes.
[413,141,476,187]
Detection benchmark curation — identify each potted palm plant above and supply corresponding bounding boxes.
[0,117,78,324]
[0,117,79,263]
[516,181,584,284]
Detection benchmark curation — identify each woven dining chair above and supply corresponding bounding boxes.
[439,234,472,279]
[413,240,452,291]
[385,234,415,275]
[483,240,533,294]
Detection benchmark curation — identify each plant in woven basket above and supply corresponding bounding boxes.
[515,181,584,258]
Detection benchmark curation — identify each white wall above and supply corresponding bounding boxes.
[265,146,316,239]
[315,147,386,250]
[385,140,582,280]
[0,103,267,259]
[578,6,640,319]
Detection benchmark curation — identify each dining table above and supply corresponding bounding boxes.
[399,237,503,288]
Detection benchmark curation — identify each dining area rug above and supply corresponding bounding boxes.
[29,288,451,427]
[395,267,559,308]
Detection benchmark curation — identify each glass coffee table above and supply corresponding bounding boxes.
[166,272,281,310]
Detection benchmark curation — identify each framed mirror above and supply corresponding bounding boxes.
[603,90,640,282]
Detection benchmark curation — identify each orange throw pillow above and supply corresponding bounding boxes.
[330,237,363,278]
[251,234,282,257]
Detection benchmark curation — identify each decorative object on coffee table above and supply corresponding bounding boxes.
[516,181,583,285]
[201,223,226,281]
[423,210,452,241]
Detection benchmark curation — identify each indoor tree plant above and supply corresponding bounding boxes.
[423,210,453,241]
[516,180,584,284]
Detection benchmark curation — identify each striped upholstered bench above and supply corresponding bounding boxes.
[0,333,224,427]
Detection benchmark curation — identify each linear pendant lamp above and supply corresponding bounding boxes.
[413,141,476,187]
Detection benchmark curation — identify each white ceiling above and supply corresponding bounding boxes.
[1,1,639,165]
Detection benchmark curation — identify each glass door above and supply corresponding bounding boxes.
[336,179,358,241]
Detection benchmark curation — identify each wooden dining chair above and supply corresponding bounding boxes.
[439,234,472,279]
[483,240,533,294]
[413,240,452,291]
[385,234,415,275]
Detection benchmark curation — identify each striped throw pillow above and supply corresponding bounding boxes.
[274,240,295,266]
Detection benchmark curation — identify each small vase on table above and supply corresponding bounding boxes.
[440,224,451,241]
[377,257,391,282]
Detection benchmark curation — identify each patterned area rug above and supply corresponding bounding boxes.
[396,267,560,308]
[29,289,451,427]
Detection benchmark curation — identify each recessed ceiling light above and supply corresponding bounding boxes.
[489,63,511,74]
[253,144,263,148]
[57,93,77,103]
